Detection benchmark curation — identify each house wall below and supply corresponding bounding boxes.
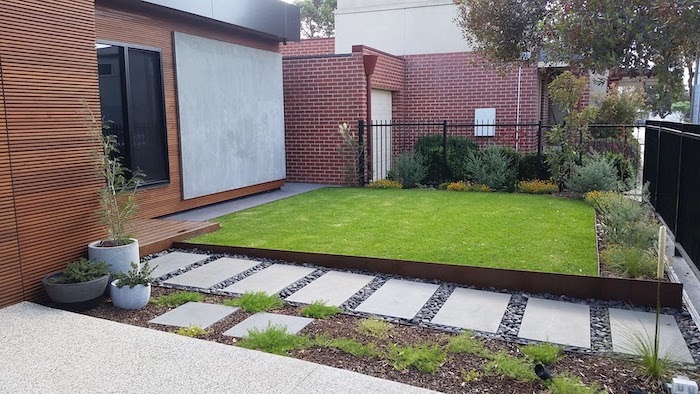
[95,1,285,219]
[0,0,104,307]
[280,38,335,57]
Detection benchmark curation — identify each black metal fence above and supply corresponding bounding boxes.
[643,120,700,268]
[358,119,643,184]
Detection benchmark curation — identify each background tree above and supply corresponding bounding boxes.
[453,0,700,105]
[294,0,337,38]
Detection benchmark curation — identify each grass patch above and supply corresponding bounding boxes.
[318,337,380,358]
[446,331,488,356]
[175,325,207,338]
[189,188,597,275]
[386,343,447,373]
[521,342,562,365]
[546,374,605,394]
[484,352,536,382]
[224,291,284,313]
[300,301,341,319]
[152,291,204,307]
[238,325,309,356]
[356,318,393,339]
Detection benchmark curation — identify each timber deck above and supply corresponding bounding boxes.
[132,218,220,256]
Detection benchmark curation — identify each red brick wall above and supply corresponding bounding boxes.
[283,51,367,185]
[280,38,335,57]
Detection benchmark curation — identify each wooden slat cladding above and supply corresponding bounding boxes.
[0,52,24,308]
[0,0,104,304]
[95,1,285,219]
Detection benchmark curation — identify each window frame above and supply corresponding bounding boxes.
[96,40,170,188]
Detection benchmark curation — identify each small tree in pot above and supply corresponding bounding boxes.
[42,258,110,310]
[110,261,155,310]
[86,108,145,275]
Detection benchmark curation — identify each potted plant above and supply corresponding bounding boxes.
[86,108,145,275]
[42,258,110,309]
[110,261,155,310]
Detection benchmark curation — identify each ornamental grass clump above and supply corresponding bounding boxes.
[152,291,204,307]
[521,342,561,365]
[239,325,310,356]
[300,301,341,319]
[386,343,447,373]
[224,291,284,313]
[600,245,657,279]
[517,179,559,194]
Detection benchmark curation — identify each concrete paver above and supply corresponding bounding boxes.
[222,264,316,295]
[431,288,511,333]
[609,308,694,364]
[285,271,375,306]
[518,298,591,348]
[164,257,260,289]
[354,279,439,320]
[223,312,314,337]
[0,302,435,393]
[149,252,210,279]
[149,302,239,329]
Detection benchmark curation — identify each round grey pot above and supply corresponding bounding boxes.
[42,273,110,304]
[88,239,140,275]
[110,280,151,310]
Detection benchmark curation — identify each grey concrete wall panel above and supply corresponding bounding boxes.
[174,32,286,200]
[142,0,300,42]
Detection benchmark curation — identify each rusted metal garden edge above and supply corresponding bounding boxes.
[174,242,683,309]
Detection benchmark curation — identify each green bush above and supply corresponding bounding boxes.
[414,135,479,183]
[604,151,638,191]
[546,374,605,394]
[239,325,310,356]
[601,245,657,279]
[319,337,380,358]
[483,352,536,382]
[300,301,341,319]
[50,258,109,284]
[224,291,284,313]
[356,318,393,339]
[589,192,657,249]
[446,332,488,356]
[152,291,204,307]
[518,152,551,181]
[464,146,516,192]
[386,343,447,373]
[387,152,427,188]
[565,154,619,194]
[521,342,561,365]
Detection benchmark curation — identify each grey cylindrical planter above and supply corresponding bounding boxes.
[88,238,140,275]
[110,280,151,310]
[42,272,110,304]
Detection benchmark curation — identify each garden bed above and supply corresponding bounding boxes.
[81,287,692,394]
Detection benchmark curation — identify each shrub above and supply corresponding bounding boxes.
[386,343,447,373]
[601,245,657,279]
[300,301,341,319]
[464,146,516,192]
[593,88,647,137]
[604,151,638,191]
[356,318,393,339]
[239,325,310,356]
[387,152,427,188]
[319,337,380,358]
[446,332,488,356]
[521,342,561,365]
[224,291,284,313]
[152,291,204,307]
[446,180,492,192]
[113,261,155,288]
[367,179,402,189]
[546,374,605,394]
[587,192,657,249]
[566,154,619,194]
[517,180,559,194]
[483,352,536,382]
[176,325,207,338]
[414,135,479,183]
[518,152,551,181]
[50,258,109,284]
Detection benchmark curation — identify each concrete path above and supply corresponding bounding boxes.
[163,183,327,222]
[0,302,436,394]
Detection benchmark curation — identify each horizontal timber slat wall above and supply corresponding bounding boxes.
[95,0,285,219]
[0,0,103,306]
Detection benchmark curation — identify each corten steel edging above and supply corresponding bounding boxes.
[174,243,683,309]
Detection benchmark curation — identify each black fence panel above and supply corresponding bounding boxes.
[656,130,681,233]
[677,136,700,265]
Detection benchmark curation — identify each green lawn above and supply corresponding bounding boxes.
[189,188,598,276]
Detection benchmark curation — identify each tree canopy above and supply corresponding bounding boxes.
[294,0,337,39]
[453,0,700,104]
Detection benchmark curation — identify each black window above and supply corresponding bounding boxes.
[97,42,169,186]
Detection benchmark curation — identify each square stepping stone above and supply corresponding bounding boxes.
[164,258,260,289]
[149,252,210,279]
[222,264,315,295]
[431,288,511,333]
[285,271,375,306]
[354,279,439,320]
[222,312,314,338]
[149,302,239,329]
[518,298,591,348]
[609,308,694,364]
